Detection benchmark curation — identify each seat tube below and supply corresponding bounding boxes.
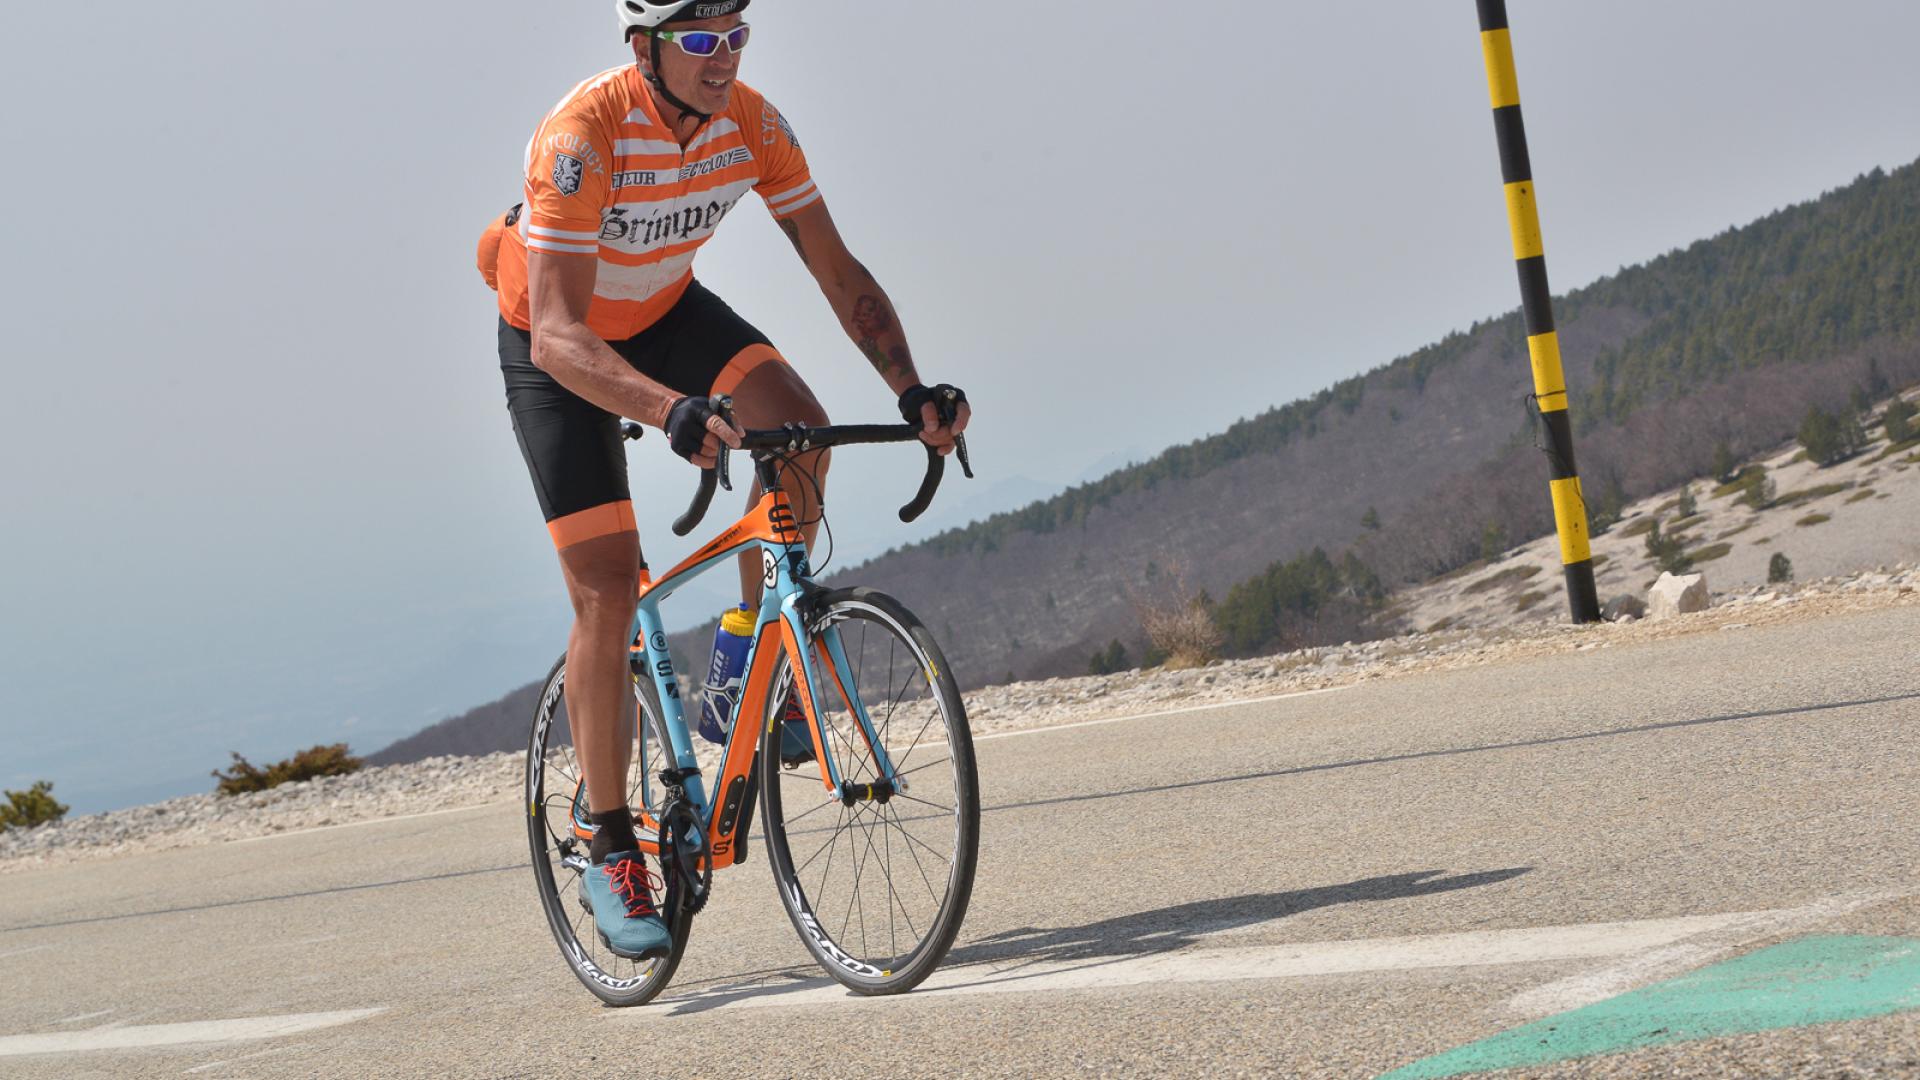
[633,600,708,808]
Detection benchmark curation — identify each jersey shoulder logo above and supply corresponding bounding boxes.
[760,102,800,149]
[553,153,585,196]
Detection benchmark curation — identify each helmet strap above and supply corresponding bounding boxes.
[644,33,712,127]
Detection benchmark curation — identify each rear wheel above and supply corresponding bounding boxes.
[759,588,979,994]
[525,653,692,1007]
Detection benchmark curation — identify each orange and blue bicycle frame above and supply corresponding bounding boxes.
[622,488,901,870]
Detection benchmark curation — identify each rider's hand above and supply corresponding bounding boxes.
[664,396,744,468]
[897,383,971,457]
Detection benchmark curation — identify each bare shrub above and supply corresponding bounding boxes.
[1124,558,1221,669]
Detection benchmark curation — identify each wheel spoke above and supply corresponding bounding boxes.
[888,811,958,870]
[892,756,953,780]
[888,705,945,777]
[811,802,849,904]
[771,788,838,828]
[886,802,946,908]
[890,791,956,815]
[849,801,910,965]
[793,802,846,875]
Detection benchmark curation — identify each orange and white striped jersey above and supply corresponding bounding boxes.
[493,65,820,341]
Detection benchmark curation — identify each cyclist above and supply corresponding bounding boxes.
[478,0,970,961]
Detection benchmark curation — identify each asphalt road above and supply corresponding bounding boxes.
[4,604,1918,1078]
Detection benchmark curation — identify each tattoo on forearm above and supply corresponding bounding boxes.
[849,294,912,379]
[777,218,808,265]
[851,295,893,339]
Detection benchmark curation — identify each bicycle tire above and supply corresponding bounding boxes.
[759,587,980,995]
[525,652,693,1007]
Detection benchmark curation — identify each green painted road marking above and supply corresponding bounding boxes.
[1383,935,1920,1079]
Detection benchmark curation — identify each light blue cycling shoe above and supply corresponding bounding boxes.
[578,852,671,960]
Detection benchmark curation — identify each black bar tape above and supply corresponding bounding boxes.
[1476,0,1509,32]
[1515,256,1555,336]
[1492,106,1533,183]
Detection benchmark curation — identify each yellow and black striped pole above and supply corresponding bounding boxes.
[1476,0,1600,623]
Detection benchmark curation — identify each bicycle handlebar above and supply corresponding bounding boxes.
[621,405,971,537]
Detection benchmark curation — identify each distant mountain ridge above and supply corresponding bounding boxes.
[373,156,1920,764]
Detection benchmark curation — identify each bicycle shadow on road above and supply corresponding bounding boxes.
[944,866,1532,973]
[650,867,1527,1016]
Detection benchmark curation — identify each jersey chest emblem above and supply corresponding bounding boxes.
[553,154,585,196]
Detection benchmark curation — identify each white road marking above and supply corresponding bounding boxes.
[1506,888,1910,1017]
[0,944,55,961]
[51,1010,115,1026]
[973,684,1354,744]
[0,1010,383,1058]
[227,804,497,845]
[639,910,1764,1014]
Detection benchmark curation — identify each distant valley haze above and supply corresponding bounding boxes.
[4,1,1918,814]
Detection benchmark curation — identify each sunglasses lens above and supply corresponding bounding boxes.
[726,25,751,51]
[677,31,722,56]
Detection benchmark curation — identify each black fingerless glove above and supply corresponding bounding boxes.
[898,383,968,427]
[665,396,718,462]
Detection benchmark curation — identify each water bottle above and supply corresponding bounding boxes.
[698,605,756,744]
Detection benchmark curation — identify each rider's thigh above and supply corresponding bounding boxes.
[557,529,642,625]
[729,359,830,431]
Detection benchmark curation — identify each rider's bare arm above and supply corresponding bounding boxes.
[776,200,922,394]
[528,252,740,466]
[777,198,970,448]
[528,251,679,427]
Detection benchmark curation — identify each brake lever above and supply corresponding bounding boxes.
[711,394,734,493]
[935,387,974,480]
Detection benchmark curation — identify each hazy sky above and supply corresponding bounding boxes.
[4,2,1917,814]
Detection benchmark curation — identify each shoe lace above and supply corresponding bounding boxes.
[605,858,662,920]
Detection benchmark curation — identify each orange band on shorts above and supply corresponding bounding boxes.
[711,343,787,398]
[547,500,637,549]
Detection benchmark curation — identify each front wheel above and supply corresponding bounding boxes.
[760,588,980,994]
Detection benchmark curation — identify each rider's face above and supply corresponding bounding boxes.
[634,13,745,117]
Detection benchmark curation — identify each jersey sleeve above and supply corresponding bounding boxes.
[753,99,822,220]
[521,119,613,256]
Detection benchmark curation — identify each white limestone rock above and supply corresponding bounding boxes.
[1647,571,1711,620]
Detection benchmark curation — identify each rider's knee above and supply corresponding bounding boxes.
[567,568,639,623]
[560,544,642,623]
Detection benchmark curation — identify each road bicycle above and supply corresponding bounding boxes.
[524,398,980,1006]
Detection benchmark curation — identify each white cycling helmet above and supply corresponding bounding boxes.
[617,0,749,37]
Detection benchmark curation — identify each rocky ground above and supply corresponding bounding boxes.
[1395,385,1920,634]
[5,563,1915,877]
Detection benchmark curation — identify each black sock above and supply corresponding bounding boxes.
[588,807,642,864]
